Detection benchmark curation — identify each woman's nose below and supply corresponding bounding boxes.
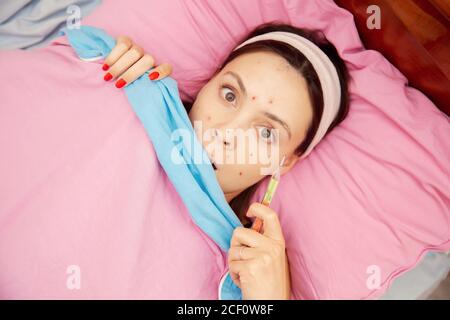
[214,128,234,149]
[214,112,252,149]
[211,126,242,153]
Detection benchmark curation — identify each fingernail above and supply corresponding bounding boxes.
[102,63,109,71]
[149,71,159,80]
[104,72,113,81]
[115,78,127,88]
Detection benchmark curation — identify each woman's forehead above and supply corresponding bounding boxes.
[222,51,308,101]
[220,51,313,136]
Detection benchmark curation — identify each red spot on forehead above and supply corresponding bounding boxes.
[252,96,256,100]
[269,99,273,104]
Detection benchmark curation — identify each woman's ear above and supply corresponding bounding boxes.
[280,154,300,176]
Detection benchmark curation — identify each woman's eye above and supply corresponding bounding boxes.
[220,86,236,105]
[257,127,277,144]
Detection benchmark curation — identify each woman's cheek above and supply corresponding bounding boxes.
[226,166,248,181]
[237,166,261,185]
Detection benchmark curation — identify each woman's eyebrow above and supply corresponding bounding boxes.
[224,71,247,97]
[262,111,292,140]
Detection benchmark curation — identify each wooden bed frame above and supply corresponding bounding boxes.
[334,0,450,116]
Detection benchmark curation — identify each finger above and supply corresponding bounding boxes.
[229,271,241,288]
[230,226,267,249]
[229,260,247,279]
[229,259,257,284]
[102,36,133,71]
[106,44,144,82]
[148,63,173,81]
[228,246,259,262]
[115,54,155,88]
[246,203,285,242]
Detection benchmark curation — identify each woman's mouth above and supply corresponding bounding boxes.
[208,154,218,170]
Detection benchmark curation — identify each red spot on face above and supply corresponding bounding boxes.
[269,99,273,104]
[239,172,243,176]
[207,115,211,121]
[252,96,256,100]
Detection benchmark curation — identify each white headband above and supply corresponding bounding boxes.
[233,31,341,159]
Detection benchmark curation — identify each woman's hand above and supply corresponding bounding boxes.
[228,203,291,300]
[102,36,172,88]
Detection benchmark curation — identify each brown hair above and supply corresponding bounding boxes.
[183,23,350,224]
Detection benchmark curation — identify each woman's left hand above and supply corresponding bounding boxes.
[228,203,291,300]
[102,35,172,88]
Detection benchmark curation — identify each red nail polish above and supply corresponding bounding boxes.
[149,72,159,80]
[102,63,109,71]
[104,72,112,81]
[115,78,127,88]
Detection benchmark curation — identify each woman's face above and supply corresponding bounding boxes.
[188,50,313,202]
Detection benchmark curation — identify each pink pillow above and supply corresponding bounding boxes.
[80,0,450,299]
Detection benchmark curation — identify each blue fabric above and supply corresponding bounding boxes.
[60,25,242,300]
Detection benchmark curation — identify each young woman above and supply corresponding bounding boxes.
[101,23,350,299]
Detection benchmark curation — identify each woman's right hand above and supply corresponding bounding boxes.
[102,36,172,88]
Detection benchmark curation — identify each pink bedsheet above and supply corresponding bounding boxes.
[0,44,226,298]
